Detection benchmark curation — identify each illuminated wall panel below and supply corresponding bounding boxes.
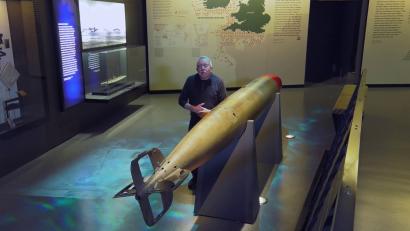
[52,0,84,109]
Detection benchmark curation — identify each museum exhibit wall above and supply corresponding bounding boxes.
[362,0,410,84]
[0,0,147,177]
[146,0,311,90]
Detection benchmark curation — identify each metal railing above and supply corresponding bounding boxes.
[296,69,367,231]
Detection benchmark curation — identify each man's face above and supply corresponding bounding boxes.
[196,59,212,80]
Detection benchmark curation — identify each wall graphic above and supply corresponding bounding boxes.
[362,0,410,84]
[147,0,310,90]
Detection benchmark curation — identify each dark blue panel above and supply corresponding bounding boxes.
[53,0,84,109]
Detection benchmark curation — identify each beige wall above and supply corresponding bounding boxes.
[362,0,410,84]
[146,0,310,90]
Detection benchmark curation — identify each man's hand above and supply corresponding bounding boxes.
[186,103,211,118]
[197,107,210,118]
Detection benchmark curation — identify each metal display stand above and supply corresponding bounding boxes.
[194,93,282,224]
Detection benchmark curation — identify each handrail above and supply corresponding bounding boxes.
[295,69,368,231]
[331,69,368,231]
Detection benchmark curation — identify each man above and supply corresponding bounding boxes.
[178,56,227,193]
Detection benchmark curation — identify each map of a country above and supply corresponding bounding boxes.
[204,0,230,9]
[225,0,270,33]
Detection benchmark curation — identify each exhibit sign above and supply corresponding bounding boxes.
[52,0,84,109]
[362,0,410,84]
[78,0,127,50]
[146,0,310,90]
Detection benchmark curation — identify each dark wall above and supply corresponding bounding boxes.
[305,0,362,83]
[125,0,146,46]
[0,0,147,177]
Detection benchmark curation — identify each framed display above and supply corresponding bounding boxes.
[79,0,126,50]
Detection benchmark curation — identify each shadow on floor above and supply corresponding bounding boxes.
[84,104,143,134]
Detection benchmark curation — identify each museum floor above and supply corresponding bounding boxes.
[0,83,409,231]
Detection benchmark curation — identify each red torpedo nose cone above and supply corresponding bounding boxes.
[264,73,282,89]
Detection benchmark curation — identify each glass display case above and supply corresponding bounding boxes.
[82,46,146,100]
[0,0,47,135]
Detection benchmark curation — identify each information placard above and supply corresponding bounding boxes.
[53,0,84,109]
[362,0,410,84]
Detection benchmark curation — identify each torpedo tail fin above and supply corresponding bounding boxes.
[130,148,173,226]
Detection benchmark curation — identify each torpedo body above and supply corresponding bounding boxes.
[131,74,282,226]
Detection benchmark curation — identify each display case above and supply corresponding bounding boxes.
[78,0,146,101]
[82,46,146,100]
[0,0,47,135]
